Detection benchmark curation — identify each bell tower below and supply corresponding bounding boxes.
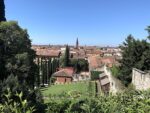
[76,38,79,49]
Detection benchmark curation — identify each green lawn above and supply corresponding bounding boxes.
[41,81,91,97]
[41,81,96,103]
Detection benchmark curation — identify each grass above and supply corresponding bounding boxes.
[41,81,89,96]
[41,81,96,103]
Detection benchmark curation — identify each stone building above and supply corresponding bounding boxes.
[132,68,150,90]
[52,67,74,84]
[99,73,110,93]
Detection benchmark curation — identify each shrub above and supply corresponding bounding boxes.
[110,65,120,78]
[45,89,150,113]
[0,75,44,113]
[0,89,35,113]
[90,71,102,80]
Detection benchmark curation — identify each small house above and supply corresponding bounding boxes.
[52,67,74,84]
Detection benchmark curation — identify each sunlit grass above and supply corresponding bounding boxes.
[41,81,96,103]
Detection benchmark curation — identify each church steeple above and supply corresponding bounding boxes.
[76,38,79,49]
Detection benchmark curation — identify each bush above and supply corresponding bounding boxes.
[0,21,37,88]
[45,89,150,113]
[0,75,44,113]
[110,65,120,78]
[70,59,89,73]
[0,89,35,113]
[90,71,102,80]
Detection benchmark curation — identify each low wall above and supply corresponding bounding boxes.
[132,68,150,90]
[104,65,125,93]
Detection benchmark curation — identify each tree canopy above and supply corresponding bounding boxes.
[70,59,89,73]
[0,21,37,88]
[118,34,150,86]
[145,26,150,40]
[0,0,6,22]
[63,45,70,67]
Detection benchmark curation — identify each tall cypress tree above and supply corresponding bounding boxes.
[64,45,70,67]
[0,0,6,22]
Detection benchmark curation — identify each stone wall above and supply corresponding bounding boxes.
[132,68,150,90]
[104,65,125,93]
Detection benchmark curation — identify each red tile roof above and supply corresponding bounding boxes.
[88,56,101,69]
[53,70,70,77]
[35,49,61,57]
[101,57,115,64]
[89,56,117,69]
[52,67,74,78]
[57,67,74,76]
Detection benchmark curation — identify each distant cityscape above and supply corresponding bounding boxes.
[1,0,150,112]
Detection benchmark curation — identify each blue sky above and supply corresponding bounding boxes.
[5,0,150,46]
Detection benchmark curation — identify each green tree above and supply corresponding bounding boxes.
[0,0,6,79]
[0,0,6,22]
[0,21,37,88]
[91,71,102,80]
[145,26,150,40]
[64,45,70,67]
[70,59,89,73]
[119,35,150,86]
[0,39,5,80]
[110,65,120,78]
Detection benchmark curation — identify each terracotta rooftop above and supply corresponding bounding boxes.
[35,49,61,57]
[52,70,70,77]
[88,56,100,69]
[89,56,117,69]
[53,67,74,77]
[86,49,102,55]
[101,57,116,64]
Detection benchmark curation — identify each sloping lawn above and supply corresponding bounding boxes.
[41,81,95,102]
[41,81,90,97]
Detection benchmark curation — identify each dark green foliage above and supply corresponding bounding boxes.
[119,35,150,86]
[70,59,89,73]
[51,59,57,73]
[110,65,120,78]
[43,60,47,84]
[64,45,70,67]
[0,21,37,88]
[0,75,44,112]
[0,0,6,22]
[91,71,102,80]
[38,58,59,86]
[0,21,44,112]
[45,89,150,113]
[0,89,35,113]
[40,58,46,85]
[145,26,150,40]
[36,57,40,87]
[59,45,70,67]
[0,39,5,80]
